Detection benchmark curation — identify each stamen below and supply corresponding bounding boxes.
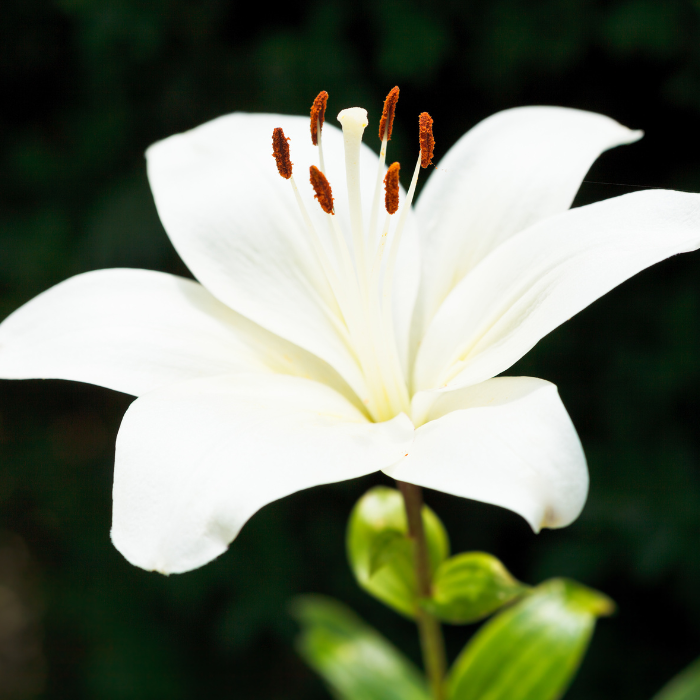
[309,165,334,214]
[310,91,329,146]
[419,112,435,168]
[272,127,292,179]
[379,114,433,398]
[384,162,400,215]
[368,87,400,251]
[378,86,399,141]
[268,128,355,347]
[288,174,354,344]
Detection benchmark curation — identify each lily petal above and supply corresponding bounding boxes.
[414,106,642,333]
[147,113,420,403]
[386,377,587,531]
[111,373,415,574]
[414,190,700,399]
[0,268,351,400]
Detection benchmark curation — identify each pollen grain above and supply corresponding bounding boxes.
[309,165,334,214]
[272,127,293,179]
[310,91,329,146]
[384,162,400,214]
[378,86,399,141]
[419,112,435,169]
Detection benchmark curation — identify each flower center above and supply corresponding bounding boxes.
[272,88,434,422]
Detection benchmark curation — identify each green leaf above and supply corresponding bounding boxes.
[652,657,700,700]
[291,595,430,700]
[346,486,449,618]
[368,529,412,577]
[424,552,529,624]
[448,578,615,700]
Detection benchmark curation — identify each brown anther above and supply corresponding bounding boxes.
[310,91,329,146]
[378,86,400,141]
[309,165,334,214]
[272,127,293,179]
[419,112,435,168]
[384,162,400,215]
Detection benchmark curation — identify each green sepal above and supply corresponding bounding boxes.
[652,657,700,700]
[346,486,450,618]
[290,595,430,700]
[422,551,529,624]
[447,578,615,700]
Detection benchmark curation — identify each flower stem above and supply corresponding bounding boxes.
[397,481,447,700]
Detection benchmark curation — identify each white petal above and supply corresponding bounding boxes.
[147,112,420,403]
[111,373,415,574]
[386,377,587,531]
[414,190,700,399]
[413,106,642,333]
[0,268,351,400]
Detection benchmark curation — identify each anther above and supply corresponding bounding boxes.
[418,112,435,168]
[384,162,400,215]
[309,165,334,214]
[272,127,293,179]
[310,91,329,146]
[378,86,399,141]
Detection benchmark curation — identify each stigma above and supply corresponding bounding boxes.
[337,107,369,138]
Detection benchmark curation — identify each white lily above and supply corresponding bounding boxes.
[1,94,699,575]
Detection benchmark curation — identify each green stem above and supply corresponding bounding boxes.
[397,481,447,700]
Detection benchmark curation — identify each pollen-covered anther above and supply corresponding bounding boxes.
[310,91,329,146]
[378,86,399,141]
[272,127,293,179]
[384,162,400,215]
[309,165,334,214]
[419,112,435,169]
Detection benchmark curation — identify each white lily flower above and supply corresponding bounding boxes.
[2,91,699,575]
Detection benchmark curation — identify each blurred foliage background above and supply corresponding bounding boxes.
[1,0,700,697]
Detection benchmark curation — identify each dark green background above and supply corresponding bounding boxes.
[1,0,700,697]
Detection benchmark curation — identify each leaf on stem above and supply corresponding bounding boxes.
[422,552,529,624]
[368,529,413,577]
[291,595,431,700]
[447,578,614,700]
[652,657,700,700]
[346,486,449,618]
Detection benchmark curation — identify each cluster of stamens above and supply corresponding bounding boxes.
[270,87,435,421]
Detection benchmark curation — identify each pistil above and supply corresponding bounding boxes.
[337,108,370,289]
[337,106,410,419]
